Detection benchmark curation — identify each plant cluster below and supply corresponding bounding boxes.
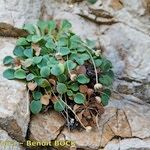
[3,20,114,128]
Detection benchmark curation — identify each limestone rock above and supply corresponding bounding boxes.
[0,128,25,150]
[104,138,150,150]
[109,95,150,139]
[0,38,30,142]
[29,111,65,141]
[0,0,42,27]
[100,23,150,81]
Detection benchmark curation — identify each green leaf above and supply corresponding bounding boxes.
[58,47,70,56]
[48,20,56,32]
[30,100,42,114]
[74,93,86,104]
[95,59,102,67]
[33,91,42,100]
[14,69,26,79]
[77,46,86,52]
[81,53,90,61]
[45,38,56,49]
[57,74,67,82]
[51,63,64,76]
[26,73,35,81]
[101,89,111,106]
[38,79,50,88]
[47,57,58,67]
[77,74,90,84]
[3,68,15,80]
[70,35,81,49]
[103,89,111,97]
[23,24,35,34]
[99,75,113,86]
[70,35,81,43]
[71,53,85,65]
[54,100,65,112]
[67,90,73,97]
[13,46,24,57]
[16,38,29,46]
[100,58,113,72]
[87,0,97,4]
[40,66,51,77]
[37,20,48,34]
[65,60,77,70]
[70,83,79,92]
[56,82,67,94]
[33,56,42,64]
[57,37,68,47]
[24,48,33,58]
[60,20,72,31]
[32,35,42,43]
[86,39,96,48]
[37,57,47,68]
[3,56,13,65]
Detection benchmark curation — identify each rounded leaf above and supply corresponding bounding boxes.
[58,47,70,56]
[13,46,24,57]
[38,79,50,88]
[33,56,42,64]
[66,60,77,70]
[30,100,42,114]
[51,63,64,76]
[56,83,67,94]
[40,95,50,105]
[77,74,90,84]
[26,73,35,81]
[14,69,26,79]
[16,38,29,46]
[99,75,113,86]
[57,74,67,82]
[40,66,51,77]
[60,20,72,31]
[74,93,86,104]
[67,90,73,96]
[24,48,33,58]
[3,56,13,65]
[33,91,42,100]
[3,68,15,80]
[32,35,42,43]
[54,100,65,112]
[70,83,79,92]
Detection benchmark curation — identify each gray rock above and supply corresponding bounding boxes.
[0,0,42,27]
[0,38,30,142]
[104,138,150,150]
[0,128,25,150]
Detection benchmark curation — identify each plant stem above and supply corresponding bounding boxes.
[51,89,87,129]
[81,42,99,84]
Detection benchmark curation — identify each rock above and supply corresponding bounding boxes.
[100,23,150,81]
[0,0,42,27]
[104,138,150,150]
[0,38,30,142]
[109,95,150,139]
[0,127,25,150]
[29,111,65,141]
[107,109,132,138]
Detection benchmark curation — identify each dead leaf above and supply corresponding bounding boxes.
[51,96,58,103]
[27,82,37,91]
[49,78,56,86]
[76,65,86,74]
[79,85,88,94]
[41,95,50,105]
[87,88,94,98]
[32,43,41,56]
